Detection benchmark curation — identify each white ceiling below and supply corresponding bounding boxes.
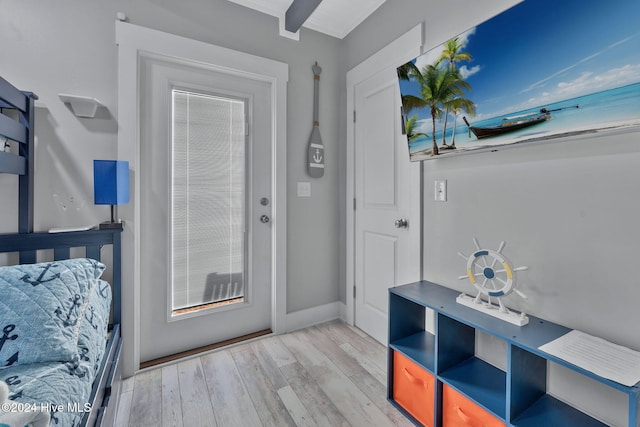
[227,0,387,39]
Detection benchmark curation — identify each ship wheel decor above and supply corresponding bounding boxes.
[457,238,530,326]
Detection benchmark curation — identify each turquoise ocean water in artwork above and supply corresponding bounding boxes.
[408,82,640,158]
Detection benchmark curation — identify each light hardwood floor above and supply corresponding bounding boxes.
[115,320,413,427]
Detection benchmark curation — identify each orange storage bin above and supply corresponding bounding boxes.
[393,351,434,426]
[442,385,505,427]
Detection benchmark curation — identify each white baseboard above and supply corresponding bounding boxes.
[285,301,341,332]
[339,302,349,324]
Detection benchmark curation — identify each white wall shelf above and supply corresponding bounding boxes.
[58,93,103,118]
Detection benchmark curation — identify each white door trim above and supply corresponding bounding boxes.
[345,24,423,326]
[116,21,288,377]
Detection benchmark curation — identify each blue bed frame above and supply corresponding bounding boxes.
[0,76,123,426]
[0,75,36,233]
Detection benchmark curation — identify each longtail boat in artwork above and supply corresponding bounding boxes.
[463,105,578,139]
[463,111,549,139]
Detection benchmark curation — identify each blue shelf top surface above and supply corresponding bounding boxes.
[391,281,570,346]
[391,281,640,393]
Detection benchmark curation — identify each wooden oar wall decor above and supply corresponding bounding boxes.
[308,62,324,178]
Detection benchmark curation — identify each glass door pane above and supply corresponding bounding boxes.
[171,89,246,315]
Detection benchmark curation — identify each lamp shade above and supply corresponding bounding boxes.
[94,160,129,205]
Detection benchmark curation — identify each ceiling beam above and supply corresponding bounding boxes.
[285,0,322,33]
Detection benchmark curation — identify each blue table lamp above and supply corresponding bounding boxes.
[94,160,129,230]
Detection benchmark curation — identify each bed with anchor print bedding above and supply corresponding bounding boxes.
[0,258,112,426]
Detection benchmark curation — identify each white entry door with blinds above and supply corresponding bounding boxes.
[139,53,273,363]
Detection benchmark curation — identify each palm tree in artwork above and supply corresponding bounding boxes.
[438,37,473,147]
[417,64,471,156]
[404,114,429,144]
[441,37,473,72]
[397,61,426,116]
[446,97,476,148]
[397,61,421,82]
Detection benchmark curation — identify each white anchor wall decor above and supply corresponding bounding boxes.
[308,62,324,177]
[457,238,530,326]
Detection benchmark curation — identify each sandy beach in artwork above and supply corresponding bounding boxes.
[409,118,640,162]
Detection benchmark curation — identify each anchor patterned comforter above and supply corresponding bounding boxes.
[0,258,112,426]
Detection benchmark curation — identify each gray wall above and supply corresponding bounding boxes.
[0,0,342,313]
[345,2,639,422]
[344,0,521,71]
[344,0,640,352]
[339,0,522,304]
[5,1,640,408]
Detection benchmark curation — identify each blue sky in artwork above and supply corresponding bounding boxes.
[399,0,640,130]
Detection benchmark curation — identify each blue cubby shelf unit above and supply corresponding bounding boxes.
[388,281,640,427]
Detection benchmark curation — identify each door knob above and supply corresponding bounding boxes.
[394,218,408,228]
[260,215,270,223]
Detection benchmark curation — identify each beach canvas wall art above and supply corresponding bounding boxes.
[398,0,640,161]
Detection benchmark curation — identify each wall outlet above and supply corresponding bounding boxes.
[434,180,447,201]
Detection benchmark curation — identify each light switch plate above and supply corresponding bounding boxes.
[297,181,311,197]
[434,180,447,201]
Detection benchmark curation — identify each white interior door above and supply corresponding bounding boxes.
[354,67,421,345]
[139,53,272,363]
